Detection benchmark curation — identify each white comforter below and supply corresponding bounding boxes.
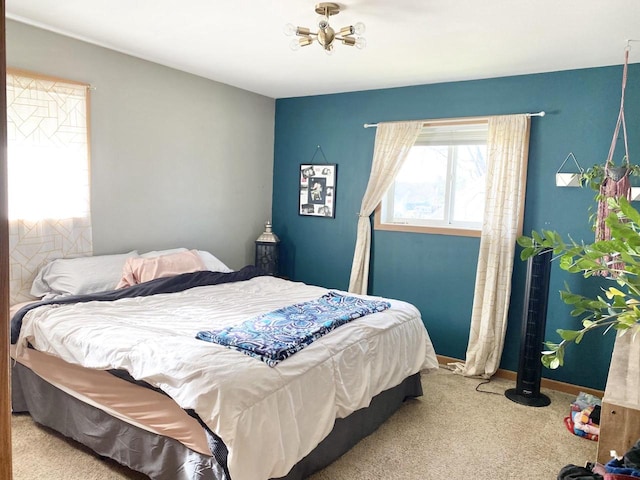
[16,276,438,480]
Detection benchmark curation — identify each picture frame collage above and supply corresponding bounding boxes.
[299,163,337,218]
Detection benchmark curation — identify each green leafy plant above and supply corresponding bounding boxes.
[580,158,640,192]
[579,159,640,229]
[517,196,640,369]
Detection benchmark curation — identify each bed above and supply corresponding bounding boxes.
[10,249,438,480]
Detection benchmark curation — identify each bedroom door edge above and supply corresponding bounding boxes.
[0,0,12,478]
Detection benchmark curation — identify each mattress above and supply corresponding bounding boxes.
[13,273,438,480]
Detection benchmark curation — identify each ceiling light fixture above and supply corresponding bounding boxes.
[284,2,366,54]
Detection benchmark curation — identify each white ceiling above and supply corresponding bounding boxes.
[6,0,640,99]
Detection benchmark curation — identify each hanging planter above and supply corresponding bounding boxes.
[595,46,633,237]
[580,161,640,191]
[607,165,630,181]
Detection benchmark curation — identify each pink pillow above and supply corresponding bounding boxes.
[116,250,205,289]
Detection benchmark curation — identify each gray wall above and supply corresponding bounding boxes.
[6,20,275,270]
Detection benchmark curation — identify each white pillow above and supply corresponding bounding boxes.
[30,251,139,299]
[140,248,232,273]
[197,250,233,273]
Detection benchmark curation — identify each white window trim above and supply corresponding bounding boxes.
[375,117,488,237]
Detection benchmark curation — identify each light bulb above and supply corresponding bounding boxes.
[353,22,366,35]
[317,15,329,30]
[355,37,367,49]
[290,39,301,51]
[283,23,297,36]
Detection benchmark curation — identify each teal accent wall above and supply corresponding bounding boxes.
[273,64,640,391]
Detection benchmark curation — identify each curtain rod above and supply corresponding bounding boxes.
[363,111,546,129]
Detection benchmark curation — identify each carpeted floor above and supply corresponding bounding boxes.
[11,367,598,479]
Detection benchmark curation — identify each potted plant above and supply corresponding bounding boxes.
[580,158,640,192]
[517,196,640,369]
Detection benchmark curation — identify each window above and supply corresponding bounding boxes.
[7,71,91,221]
[376,120,488,237]
[7,70,93,305]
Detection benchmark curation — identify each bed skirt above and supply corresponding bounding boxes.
[12,361,423,480]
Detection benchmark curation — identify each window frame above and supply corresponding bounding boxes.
[375,118,489,238]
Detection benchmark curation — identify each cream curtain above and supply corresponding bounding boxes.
[7,72,92,305]
[348,121,422,294]
[456,114,531,378]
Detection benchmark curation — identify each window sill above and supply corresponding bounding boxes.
[374,221,482,238]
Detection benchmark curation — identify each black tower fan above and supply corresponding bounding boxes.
[505,249,552,407]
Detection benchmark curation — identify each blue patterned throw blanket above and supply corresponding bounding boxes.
[196,291,391,367]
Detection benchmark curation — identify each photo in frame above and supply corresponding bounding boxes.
[299,164,337,218]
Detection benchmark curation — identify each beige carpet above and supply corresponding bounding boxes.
[11,367,598,479]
